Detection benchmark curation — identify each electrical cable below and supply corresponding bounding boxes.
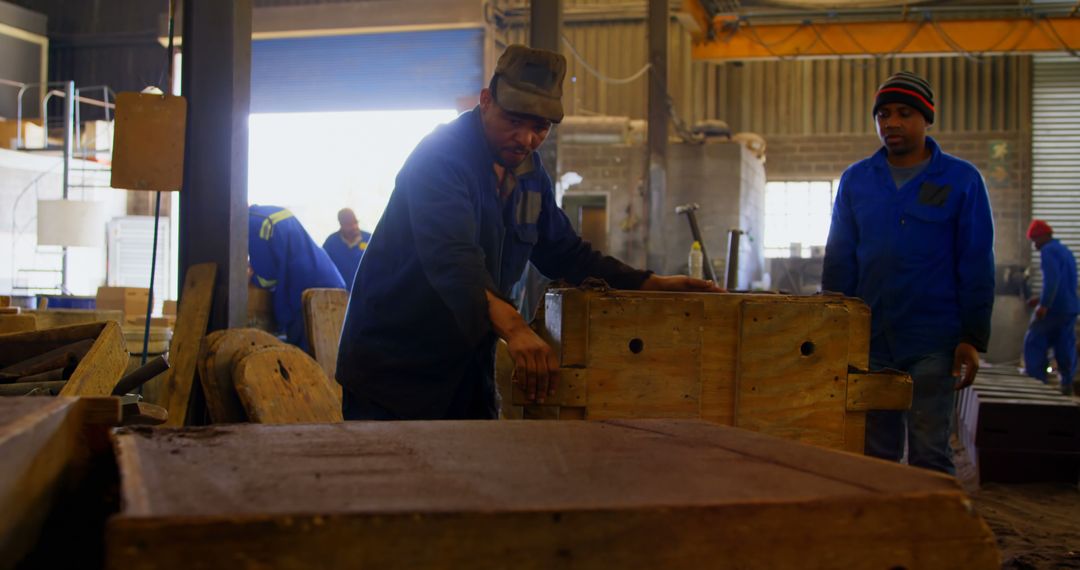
[1038,14,1080,58]
[561,34,651,85]
[139,0,176,367]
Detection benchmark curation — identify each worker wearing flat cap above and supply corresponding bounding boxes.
[822,71,995,474]
[336,45,718,420]
[1023,219,1078,396]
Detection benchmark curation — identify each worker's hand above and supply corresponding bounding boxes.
[485,290,558,403]
[952,342,980,390]
[506,326,560,404]
[640,274,724,293]
[1035,305,1049,320]
[1027,296,1040,308]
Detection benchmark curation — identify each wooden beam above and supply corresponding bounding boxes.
[693,17,1080,61]
[647,0,668,271]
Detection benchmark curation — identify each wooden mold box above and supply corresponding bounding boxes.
[107,419,998,569]
[505,289,912,454]
[0,322,130,396]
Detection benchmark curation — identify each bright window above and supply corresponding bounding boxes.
[764,180,839,259]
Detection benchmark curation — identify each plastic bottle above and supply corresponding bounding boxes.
[688,241,704,280]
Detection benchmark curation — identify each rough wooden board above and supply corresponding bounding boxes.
[25,309,123,330]
[233,345,342,424]
[300,288,347,393]
[107,420,999,569]
[0,397,120,567]
[60,321,129,396]
[0,314,36,334]
[161,263,217,427]
[583,297,704,419]
[736,301,850,449]
[198,329,281,424]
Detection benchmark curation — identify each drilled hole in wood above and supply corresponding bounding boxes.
[800,341,816,357]
[628,338,644,354]
[278,359,290,380]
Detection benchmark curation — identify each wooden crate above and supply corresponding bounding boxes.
[0,322,130,396]
[958,369,1080,484]
[107,419,998,569]
[503,289,912,453]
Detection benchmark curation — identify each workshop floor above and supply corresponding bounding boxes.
[953,419,1080,569]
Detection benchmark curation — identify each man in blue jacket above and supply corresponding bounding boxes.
[822,71,995,474]
[249,204,346,352]
[322,208,371,290]
[336,45,718,421]
[1023,219,1078,395]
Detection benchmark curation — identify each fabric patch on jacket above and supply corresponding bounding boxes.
[918,181,952,207]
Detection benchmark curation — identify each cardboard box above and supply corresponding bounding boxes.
[96,287,150,319]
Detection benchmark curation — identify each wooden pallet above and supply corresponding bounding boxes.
[958,369,1080,484]
[107,419,998,569]
[502,289,912,453]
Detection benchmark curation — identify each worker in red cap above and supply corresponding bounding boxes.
[1024,219,1078,395]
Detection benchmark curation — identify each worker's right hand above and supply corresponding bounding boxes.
[506,326,560,404]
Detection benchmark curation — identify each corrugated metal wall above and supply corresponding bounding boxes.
[502,1,1029,136]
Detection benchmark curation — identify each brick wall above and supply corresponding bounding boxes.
[765,131,1031,267]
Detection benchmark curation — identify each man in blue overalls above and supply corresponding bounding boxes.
[1023,219,1078,396]
[822,71,996,474]
[249,204,346,352]
[322,208,371,290]
[336,45,719,421]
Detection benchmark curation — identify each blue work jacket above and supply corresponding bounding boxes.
[322,229,371,290]
[249,205,346,349]
[1038,239,1079,317]
[822,137,995,362]
[336,107,649,419]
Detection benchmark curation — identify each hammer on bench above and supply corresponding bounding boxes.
[674,203,719,283]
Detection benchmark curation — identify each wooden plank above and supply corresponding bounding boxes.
[161,263,217,427]
[233,345,342,424]
[1,397,120,566]
[107,420,999,569]
[59,321,129,396]
[300,287,347,398]
[545,288,588,367]
[735,301,850,449]
[197,328,281,424]
[0,314,36,334]
[846,369,913,412]
[0,339,94,381]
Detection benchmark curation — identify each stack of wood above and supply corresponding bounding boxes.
[0,322,128,397]
[958,367,1080,484]
[196,328,342,425]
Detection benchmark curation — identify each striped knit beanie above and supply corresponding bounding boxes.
[873,71,935,125]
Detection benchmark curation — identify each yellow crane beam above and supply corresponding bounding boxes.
[690,16,1080,61]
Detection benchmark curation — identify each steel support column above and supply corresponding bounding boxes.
[647,0,668,271]
[530,0,562,180]
[180,0,251,330]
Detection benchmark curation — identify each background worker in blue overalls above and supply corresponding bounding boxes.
[249,204,346,352]
[336,45,720,421]
[322,208,371,291]
[822,71,996,475]
[1023,219,1078,396]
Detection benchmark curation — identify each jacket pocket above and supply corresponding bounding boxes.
[902,204,953,258]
